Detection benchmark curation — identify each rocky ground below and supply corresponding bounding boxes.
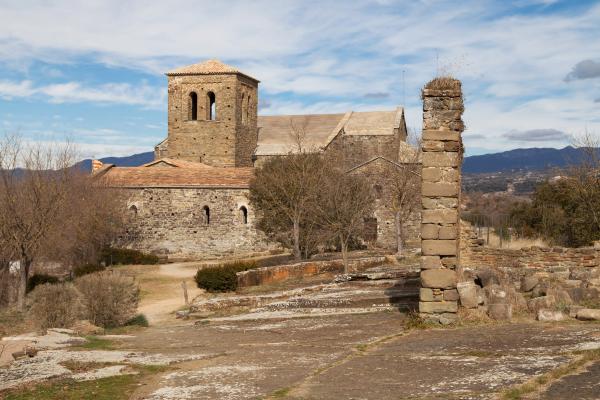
[1,260,600,399]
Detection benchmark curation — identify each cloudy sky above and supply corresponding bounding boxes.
[0,0,599,158]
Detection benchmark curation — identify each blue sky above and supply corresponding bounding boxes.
[1,0,599,158]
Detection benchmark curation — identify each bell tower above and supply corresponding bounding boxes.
[165,59,259,167]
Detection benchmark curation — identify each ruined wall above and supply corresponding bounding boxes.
[117,187,276,260]
[348,158,421,250]
[419,80,464,323]
[166,74,257,167]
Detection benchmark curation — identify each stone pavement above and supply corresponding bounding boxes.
[119,312,600,400]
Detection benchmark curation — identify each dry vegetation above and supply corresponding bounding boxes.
[424,76,462,91]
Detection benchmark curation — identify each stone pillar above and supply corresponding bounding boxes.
[419,79,464,324]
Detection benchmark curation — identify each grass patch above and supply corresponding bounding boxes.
[58,361,114,373]
[403,311,439,330]
[125,314,149,327]
[501,348,600,399]
[355,344,368,352]
[195,259,259,292]
[2,364,168,400]
[77,336,114,350]
[270,387,291,398]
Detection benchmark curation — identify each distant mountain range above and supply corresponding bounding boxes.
[463,146,599,174]
[78,146,598,174]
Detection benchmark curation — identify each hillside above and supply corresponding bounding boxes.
[463,146,598,173]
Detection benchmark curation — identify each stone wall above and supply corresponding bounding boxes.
[418,80,465,323]
[237,256,387,288]
[166,74,257,167]
[116,187,276,260]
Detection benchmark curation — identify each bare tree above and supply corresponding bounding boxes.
[0,133,124,310]
[570,131,600,234]
[315,160,375,273]
[390,144,422,255]
[249,152,327,260]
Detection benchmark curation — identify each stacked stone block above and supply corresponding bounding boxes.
[419,80,464,322]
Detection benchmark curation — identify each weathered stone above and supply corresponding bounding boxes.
[421,269,457,289]
[438,313,457,325]
[440,257,458,268]
[422,167,442,182]
[487,303,512,320]
[419,301,458,314]
[546,288,573,306]
[457,281,478,308]
[420,288,443,302]
[485,284,507,304]
[527,295,556,314]
[569,305,584,318]
[537,309,565,322]
[422,240,457,256]
[422,140,445,152]
[422,130,461,141]
[443,289,460,301]
[422,152,459,168]
[576,308,600,321]
[563,280,582,288]
[444,141,460,152]
[438,226,457,240]
[421,256,442,270]
[476,268,501,288]
[421,224,439,240]
[421,209,457,224]
[521,275,539,292]
[70,320,103,336]
[422,182,458,197]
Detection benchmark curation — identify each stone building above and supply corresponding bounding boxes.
[94,60,420,259]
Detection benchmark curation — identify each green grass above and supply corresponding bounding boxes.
[269,387,291,398]
[3,375,140,400]
[3,364,168,400]
[77,336,114,350]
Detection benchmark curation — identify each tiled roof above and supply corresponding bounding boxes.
[255,108,404,156]
[166,59,259,82]
[97,158,253,188]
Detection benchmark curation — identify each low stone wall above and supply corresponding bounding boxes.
[460,221,600,270]
[236,257,386,288]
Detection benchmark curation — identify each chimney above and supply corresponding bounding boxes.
[91,159,103,173]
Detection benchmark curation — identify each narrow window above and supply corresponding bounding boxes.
[129,205,138,218]
[207,91,216,120]
[202,205,210,225]
[239,206,248,224]
[241,93,246,124]
[246,95,251,124]
[189,92,198,121]
[363,217,378,242]
[374,184,383,199]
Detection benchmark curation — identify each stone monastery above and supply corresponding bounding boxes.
[93,59,419,259]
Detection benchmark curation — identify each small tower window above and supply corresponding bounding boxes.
[128,205,138,218]
[241,93,246,125]
[239,206,248,224]
[189,92,198,121]
[207,92,216,120]
[246,95,251,124]
[202,205,210,225]
[374,184,383,199]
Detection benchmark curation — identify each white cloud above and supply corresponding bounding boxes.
[0,0,599,153]
[0,79,164,108]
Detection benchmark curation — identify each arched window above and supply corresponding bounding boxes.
[202,205,210,225]
[128,205,138,218]
[373,184,383,199]
[189,92,198,121]
[241,93,246,124]
[207,92,216,120]
[239,206,248,224]
[246,95,251,124]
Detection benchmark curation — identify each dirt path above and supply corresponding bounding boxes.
[126,262,206,325]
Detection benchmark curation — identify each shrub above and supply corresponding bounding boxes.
[100,247,159,266]
[125,313,149,327]
[75,271,140,328]
[29,283,84,329]
[195,260,259,292]
[73,263,105,277]
[27,274,59,293]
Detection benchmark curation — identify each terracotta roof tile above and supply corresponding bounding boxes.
[99,158,253,188]
[166,59,258,82]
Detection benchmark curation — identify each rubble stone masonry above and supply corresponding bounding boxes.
[419,80,465,322]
